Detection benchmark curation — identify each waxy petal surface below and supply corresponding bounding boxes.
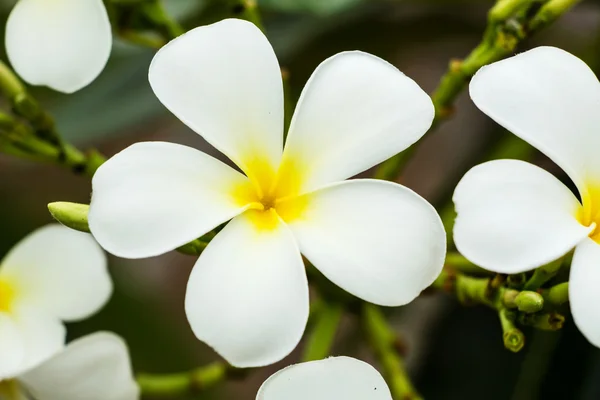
[282,51,434,195]
[470,46,600,193]
[149,19,284,180]
[453,160,591,273]
[185,211,309,367]
[285,179,445,306]
[1,225,111,321]
[6,0,111,93]
[256,356,392,400]
[90,142,250,259]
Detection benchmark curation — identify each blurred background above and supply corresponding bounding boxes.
[1,0,600,398]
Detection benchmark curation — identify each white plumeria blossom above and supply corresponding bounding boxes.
[454,46,600,347]
[0,224,112,380]
[0,332,139,400]
[6,0,112,93]
[256,356,392,400]
[88,18,446,367]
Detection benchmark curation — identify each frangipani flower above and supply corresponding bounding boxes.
[256,356,391,400]
[454,46,600,346]
[89,18,446,367]
[0,224,112,379]
[0,332,139,400]
[6,0,112,93]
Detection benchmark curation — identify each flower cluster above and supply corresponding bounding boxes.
[0,225,138,399]
[453,46,600,348]
[4,0,600,396]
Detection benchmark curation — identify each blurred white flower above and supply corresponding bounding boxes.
[89,18,445,368]
[454,46,600,347]
[256,356,391,400]
[0,224,112,379]
[6,0,112,93]
[0,332,139,400]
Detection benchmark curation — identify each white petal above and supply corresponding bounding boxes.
[569,239,600,348]
[6,0,111,93]
[89,142,251,259]
[149,19,283,179]
[453,159,591,273]
[4,305,66,379]
[0,313,25,380]
[281,51,434,194]
[19,332,139,400]
[284,179,445,306]
[256,356,392,400]
[1,224,111,322]
[470,46,600,192]
[185,211,309,368]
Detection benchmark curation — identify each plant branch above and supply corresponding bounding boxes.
[374,0,582,182]
[362,304,421,400]
[302,301,343,362]
[136,362,243,397]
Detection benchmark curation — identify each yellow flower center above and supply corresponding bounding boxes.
[577,183,600,243]
[233,156,310,230]
[0,279,16,313]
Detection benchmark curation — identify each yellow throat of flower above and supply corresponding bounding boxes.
[233,155,310,230]
[578,183,600,243]
[0,279,16,313]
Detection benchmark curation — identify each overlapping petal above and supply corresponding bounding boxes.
[1,225,111,321]
[256,356,392,400]
[149,19,284,180]
[6,0,112,93]
[470,46,600,192]
[89,142,251,259]
[19,332,139,400]
[185,211,309,368]
[283,179,445,306]
[7,306,65,379]
[281,51,434,195]
[453,160,592,273]
[0,313,24,380]
[569,239,600,348]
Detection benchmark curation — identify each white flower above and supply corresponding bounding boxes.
[256,356,392,400]
[453,46,600,347]
[0,332,139,400]
[0,224,112,379]
[88,18,446,368]
[6,0,112,93]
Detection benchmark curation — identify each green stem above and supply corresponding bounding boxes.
[523,258,563,291]
[372,0,580,182]
[510,331,562,400]
[0,61,25,99]
[499,308,525,352]
[137,362,232,396]
[444,252,491,276]
[302,301,343,362]
[528,0,583,31]
[362,304,421,400]
[0,61,60,145]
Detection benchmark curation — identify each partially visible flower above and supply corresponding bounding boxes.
[256,356,391,400]
[453,46,600,347]
[0,332,139,400]
[0,224,112,379]
[89,18,445,368]
[6,0,112,93]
